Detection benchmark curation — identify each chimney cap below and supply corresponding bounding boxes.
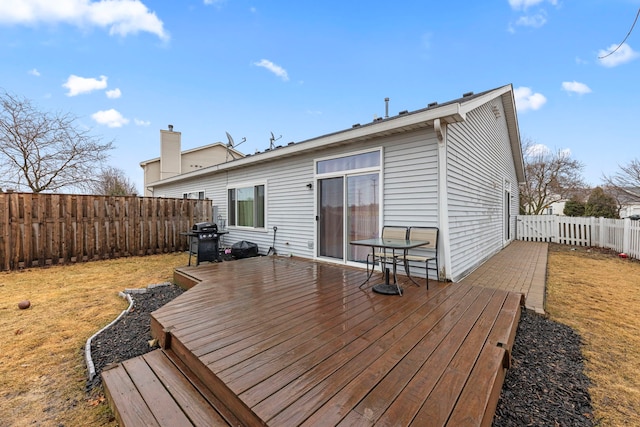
[168,124,174,131]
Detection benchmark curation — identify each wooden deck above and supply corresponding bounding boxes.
[103,256,524,426]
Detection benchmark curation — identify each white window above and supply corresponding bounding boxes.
[183,191,205,200]
[228,184,265,228]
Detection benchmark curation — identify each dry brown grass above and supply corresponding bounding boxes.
[546,244,640,427]
[0,252,188,427]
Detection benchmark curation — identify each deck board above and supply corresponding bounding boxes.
[107,256,523,426]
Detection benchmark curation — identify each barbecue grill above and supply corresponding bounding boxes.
[187,222,227,266]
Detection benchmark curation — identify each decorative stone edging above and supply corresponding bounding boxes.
[84,282,171,381]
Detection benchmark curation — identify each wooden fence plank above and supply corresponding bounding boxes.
[0,193,9,271]
[0,193,210,271]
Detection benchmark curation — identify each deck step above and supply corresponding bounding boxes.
[102,349,236,427]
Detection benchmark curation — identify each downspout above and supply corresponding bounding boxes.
[435,118,453,281]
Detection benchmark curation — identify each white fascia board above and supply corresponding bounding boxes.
[140,157,159,167]
[457,85,512,115]
[148,103,465,188]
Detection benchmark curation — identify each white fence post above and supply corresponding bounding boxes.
[623,218,630,255]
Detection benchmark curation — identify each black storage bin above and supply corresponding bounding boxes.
[231,240,259,259]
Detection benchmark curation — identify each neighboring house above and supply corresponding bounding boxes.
[616,189,640,218]
[620,204,640,218]
[145,84,525,282]
[139,125,244,197]
[544,200,566,215]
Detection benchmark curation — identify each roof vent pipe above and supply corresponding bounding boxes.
[384,97,389,118]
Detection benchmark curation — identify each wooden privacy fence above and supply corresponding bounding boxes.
[0,193,212,270]
[516,215,640,260]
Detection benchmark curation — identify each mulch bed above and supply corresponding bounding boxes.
[493,310,594,426]
[87,285,595,426]
[86,284,185,391]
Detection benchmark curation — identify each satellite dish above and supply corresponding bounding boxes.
[269,131,282,150]
[226,131,235,147]
[224,132,246,162]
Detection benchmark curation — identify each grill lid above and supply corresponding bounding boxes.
[193,222,218,233]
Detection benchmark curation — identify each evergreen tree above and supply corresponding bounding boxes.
[584,187,618,218]
[563,197,586,216]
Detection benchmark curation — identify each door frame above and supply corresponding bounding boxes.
[313,148,383,266]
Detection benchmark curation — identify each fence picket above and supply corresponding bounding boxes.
[0,193,211,270]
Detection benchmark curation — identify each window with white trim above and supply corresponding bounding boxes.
[183,191,205,199]
[228,184,265,228]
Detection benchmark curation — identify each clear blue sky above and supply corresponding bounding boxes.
[1,0,639,193]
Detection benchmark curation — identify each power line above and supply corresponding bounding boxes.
[599,7,640,59]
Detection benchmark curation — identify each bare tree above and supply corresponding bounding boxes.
[88,166,138,196]
[0,90,113,193]
[519,138,586,215]
[602,159,640,203]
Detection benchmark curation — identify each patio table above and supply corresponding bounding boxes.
[350,237,429,296]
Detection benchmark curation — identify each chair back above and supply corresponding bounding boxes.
[381,226,408,240]
[409,227,438,250]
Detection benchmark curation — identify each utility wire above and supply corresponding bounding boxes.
[599,8,640,59]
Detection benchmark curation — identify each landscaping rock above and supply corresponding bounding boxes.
[86,284,184,390]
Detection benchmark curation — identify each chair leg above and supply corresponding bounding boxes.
[425,259,429,290]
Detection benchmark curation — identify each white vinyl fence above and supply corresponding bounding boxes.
[516,215,640,260]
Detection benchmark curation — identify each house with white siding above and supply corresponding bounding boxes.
[145,84,525,282]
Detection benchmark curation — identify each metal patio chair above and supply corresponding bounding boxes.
[404,227,439,289]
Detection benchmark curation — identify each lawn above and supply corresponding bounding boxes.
[546,244,640,426]
[0,252,188,427]
[0,246,638,426]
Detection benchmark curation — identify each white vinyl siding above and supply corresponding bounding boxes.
[446,100,519,281]
[152,128,441,258]
[382,129,439,228]
[153,155,317,257]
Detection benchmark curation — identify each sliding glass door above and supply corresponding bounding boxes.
[318,173,379,263]
[346,173,379,262]
[318,177,344,259]
[316,150,381,263]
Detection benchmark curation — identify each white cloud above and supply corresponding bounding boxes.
[92,109,129,127]
[106,88,122,99]
[63,74,108,96]
[508,0,557,10]
[526,143,551,157]
[0,0,168,40]
[28,68,40,76]
[515,13,547,28]
[514,86,547,112]
[204,0,225,6]
[562,81,592,95]
[253,59,289,81]
[598,43,640,68]
[134,118,150,126]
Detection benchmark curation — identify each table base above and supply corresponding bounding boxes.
[372,283,403,295]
